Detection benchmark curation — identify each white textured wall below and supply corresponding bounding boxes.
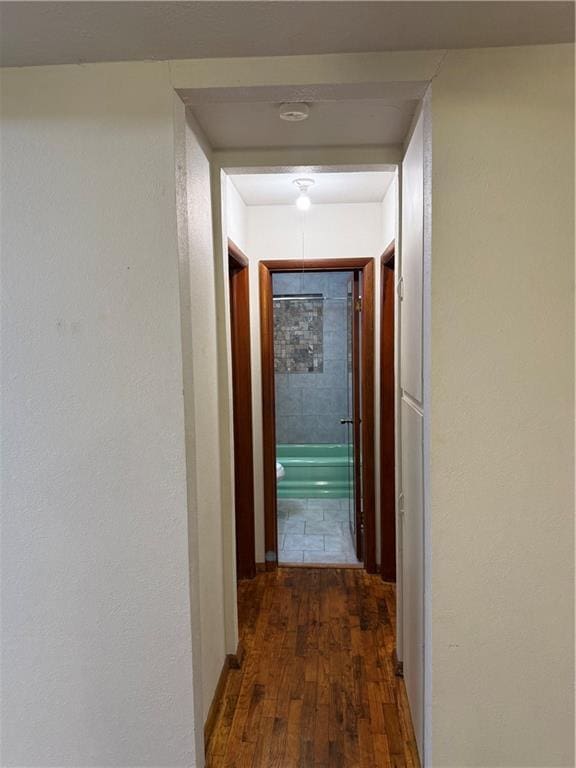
[244,203,384,562]
[430,43,574,767]
[0,62,199,766]
[381,174,398,250]
[225,177,249,253]
[183,114,228,724]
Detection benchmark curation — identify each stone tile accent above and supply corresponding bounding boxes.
[273,295,323,374]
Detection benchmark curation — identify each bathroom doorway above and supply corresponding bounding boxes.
[259,258,376,571]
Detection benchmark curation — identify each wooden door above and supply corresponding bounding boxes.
[228,242,256,580]
[380,248,396,581]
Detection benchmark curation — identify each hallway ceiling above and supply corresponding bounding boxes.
[230,171,395,206]
[192,97,419,149]
[1,1,573,68]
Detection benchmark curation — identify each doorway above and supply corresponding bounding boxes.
[273,270,359,565]
[259,258,376,572]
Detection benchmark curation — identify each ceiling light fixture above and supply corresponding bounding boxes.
[293,178,314,211]
[279,102,310,122]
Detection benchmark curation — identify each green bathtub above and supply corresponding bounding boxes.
[276,443,352,499]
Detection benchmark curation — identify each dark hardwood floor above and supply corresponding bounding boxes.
[206,568,420,767]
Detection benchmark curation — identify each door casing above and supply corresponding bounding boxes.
[258,257,376,573]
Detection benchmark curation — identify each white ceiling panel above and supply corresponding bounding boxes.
[229,171,395,206]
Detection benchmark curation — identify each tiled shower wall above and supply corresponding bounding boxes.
[273,271,352,444]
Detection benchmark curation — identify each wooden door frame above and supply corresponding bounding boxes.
[259,257,377,573]
[228,239,256,580]
[380,241,396,581]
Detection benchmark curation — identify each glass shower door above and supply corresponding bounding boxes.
[344,273,363,561]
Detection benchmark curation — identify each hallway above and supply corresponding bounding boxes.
[206,569,419,767]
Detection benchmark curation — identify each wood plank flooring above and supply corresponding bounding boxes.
[206,568,420,768]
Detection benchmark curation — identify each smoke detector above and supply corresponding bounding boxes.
[279,103,310,122]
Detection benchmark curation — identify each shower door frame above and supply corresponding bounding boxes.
[259,257,376,573]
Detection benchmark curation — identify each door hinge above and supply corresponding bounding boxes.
[397,276,404,300]
[355,297,362,312]
[398,492,405,517]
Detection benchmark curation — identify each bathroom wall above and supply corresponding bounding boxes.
[273,271,352,444]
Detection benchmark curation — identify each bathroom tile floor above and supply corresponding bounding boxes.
[277,498,361,565]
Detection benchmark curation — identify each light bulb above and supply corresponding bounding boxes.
[293,178,314,211]
[296,193,311,211]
